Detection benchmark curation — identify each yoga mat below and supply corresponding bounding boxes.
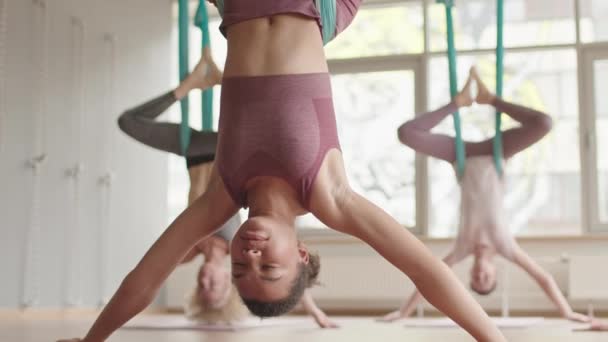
[123,315,314,332]
[573,319,608,332]
[402,317,545,329]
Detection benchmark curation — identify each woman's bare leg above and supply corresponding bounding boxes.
[308,150,506,342]
[174,46,223,100]
[117,48,223,157]
[62,168,237,342]
[117,96,219,158]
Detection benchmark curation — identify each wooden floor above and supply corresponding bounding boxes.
[1,314,606,342]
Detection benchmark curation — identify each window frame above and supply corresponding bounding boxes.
[325,55,426,234]
[172,0,608,237]
[307,0,607,236]
[580,45,608,232]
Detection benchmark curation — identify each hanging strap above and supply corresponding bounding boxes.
[316,0,337,45]
[0,0,7,151]
[438,0,466,178]
[493,0,504,175]
[23,156,44,307]
[65,163,84,306]
[178,0,191,154]
[98,34,117,307]
[194,0,211,48]
[195,0,214,131]
[22,0,48,307]
[65,17,85,306]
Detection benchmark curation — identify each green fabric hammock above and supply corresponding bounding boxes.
[178,0,215,154]
[437,0,504,177]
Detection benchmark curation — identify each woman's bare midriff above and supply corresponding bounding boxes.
[223,14,328,77]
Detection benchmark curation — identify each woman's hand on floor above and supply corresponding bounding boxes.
[313,311,339,329]
[378,309,409,322]
[566,311,592,323]
[590,319,608,331]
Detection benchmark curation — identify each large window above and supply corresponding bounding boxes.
[580,0,608,43]
[595,60,608,223]
[297,70,418,229]
[325,1,424,59]
[593,58,608,223]
[169,0,607,236]
[428,0,576,51]
[584,50,608,231]
[427,50,580,237]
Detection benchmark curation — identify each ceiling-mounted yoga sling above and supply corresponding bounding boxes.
[317,0,337,45]
[438,0,466,178]
[178,0,190,154]
[178,0,217,154]
[438,0,504,178]
[494,0,504,176]
[195,0,214,131]
[214,0,337,45]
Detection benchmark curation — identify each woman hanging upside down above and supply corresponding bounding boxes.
[381,67,590,324]
[114,50,335,327]
[58,1,507,341]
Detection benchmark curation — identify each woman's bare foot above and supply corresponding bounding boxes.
[470,67,495,105]
[174,57,223,100]
[454,74,474,108]
[191,57,223,89]
[590,319,608,331]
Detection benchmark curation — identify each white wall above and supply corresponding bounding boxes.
[304,235,608,315]
[0,0,173,308]
[166,235,608,315]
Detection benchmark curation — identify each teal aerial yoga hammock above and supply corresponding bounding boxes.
[494,0,504,175]
[317,0,337,45]
[438,0,504,178]
[178,0,190,154]
[178,0,215,154]
[195,0,214,131]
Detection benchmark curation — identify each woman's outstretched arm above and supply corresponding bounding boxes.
[299,290,339,328]
[468,69,553,159]
[57,169,238,342]
[494,98,553,159]
[310,150,506,342]
[397,77,474,163]
[510,245,589,322]
[379,251,466,322]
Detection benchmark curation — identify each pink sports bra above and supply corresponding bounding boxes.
[218,0,362,42]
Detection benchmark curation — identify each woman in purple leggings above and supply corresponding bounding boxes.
[116,49,335,327]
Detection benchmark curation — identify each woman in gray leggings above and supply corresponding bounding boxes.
[117,47,221,161]
[116,52,336,327]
